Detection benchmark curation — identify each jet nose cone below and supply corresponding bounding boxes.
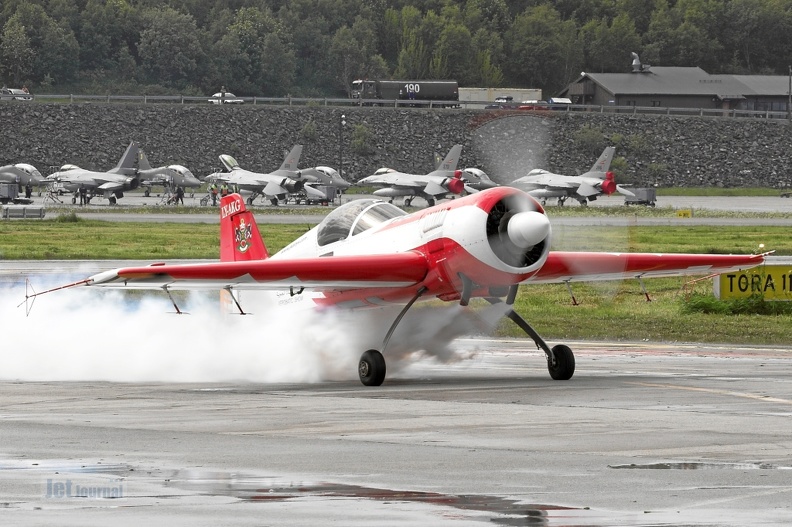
[507,211,550,249]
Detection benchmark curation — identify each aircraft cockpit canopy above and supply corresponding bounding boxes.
[317,199,406,247]
[15,163,42,178]
[59,164,80,171]
[168,165,195,177]
[219,155,240,171]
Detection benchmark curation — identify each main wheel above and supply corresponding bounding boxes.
[359,349,386,386]
[108,195,117,205]
[547,344,575,380]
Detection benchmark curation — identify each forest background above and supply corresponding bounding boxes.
[1,0,791,100]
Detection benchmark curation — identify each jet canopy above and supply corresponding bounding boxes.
[15,164,43,179]
[219,155,240,171]
[317,199,406,247]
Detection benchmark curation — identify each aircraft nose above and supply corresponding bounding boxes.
[507,211,550,249]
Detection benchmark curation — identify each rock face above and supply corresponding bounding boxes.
[2,103,791,188]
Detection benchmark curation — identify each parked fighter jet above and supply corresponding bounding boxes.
[461,168,499,192]
[357,144,466,206]
[511,146,634,206]
[28,187,765,386]
[137,150,201,196]
[299,165,351,202]
[46,141,141,204]
[0,163,46,185]
[205,145,307,205]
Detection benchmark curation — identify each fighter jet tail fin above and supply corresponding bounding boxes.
[137,149,153,171]
[279,145,303,171]
[588,146,616,176]
[436,144,463,171]
[114,141,141,172]
[219,193,269,262]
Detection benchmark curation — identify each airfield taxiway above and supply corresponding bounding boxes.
[1,339,791,526]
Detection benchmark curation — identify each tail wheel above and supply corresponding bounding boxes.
[548,344,575,380]
[359,349,386,386]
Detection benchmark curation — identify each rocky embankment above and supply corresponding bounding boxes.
[1,102,790,188]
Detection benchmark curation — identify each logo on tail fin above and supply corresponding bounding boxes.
[235,218,253,253]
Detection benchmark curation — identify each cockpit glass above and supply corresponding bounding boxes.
[351,202,405,236]
[316,199,406,247]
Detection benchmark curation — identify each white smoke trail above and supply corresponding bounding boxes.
[1,275,507,383]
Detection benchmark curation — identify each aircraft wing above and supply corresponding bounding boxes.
[82,252,430,291]
[98,181,123,191]
[528,252,766,283]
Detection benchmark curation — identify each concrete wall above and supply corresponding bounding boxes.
[1,103,791,189]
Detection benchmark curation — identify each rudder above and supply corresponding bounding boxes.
[219,193,269,261]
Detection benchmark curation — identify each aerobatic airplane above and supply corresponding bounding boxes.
[358,144,467,206]
[512,146,634,206]
[26,187,765,386]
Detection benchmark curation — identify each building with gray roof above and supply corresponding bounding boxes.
[560,55,791,114]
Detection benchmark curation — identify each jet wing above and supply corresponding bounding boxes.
[83,252,430,291]
[423,180,447,196]
[528,252,765,283]
[98,181,123,191]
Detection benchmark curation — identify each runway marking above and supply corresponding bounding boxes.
[631,382,792,405]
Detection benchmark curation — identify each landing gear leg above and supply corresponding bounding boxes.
[246,191,259,206]
[357,286,427,386]
[486,291,575,380]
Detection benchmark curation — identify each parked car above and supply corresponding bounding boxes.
[0,88,32,101]
[207,92,244,104]
[485,96,518,110]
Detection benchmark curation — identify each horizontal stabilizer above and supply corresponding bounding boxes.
[576,182,599,197]
[263,181,288,196]
[616,185,635,197]
[423,180,447,196]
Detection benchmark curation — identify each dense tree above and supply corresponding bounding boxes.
[1,3,79,85]
[0,19,36,85]
[504,4,582,94]
[138,8,205,89]
[0,0,790,98]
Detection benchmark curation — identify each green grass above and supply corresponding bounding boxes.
[655,187,785,197]
[3,217,790,346]
[498,279,792,345]
[3,221,790,259]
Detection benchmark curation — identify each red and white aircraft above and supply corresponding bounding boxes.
[29,188,764,386]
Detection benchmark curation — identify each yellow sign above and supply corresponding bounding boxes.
[676,209,692,218]
[715,265,792,301]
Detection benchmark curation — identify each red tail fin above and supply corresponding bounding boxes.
[219,194,268,261]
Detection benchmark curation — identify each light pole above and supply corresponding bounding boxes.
[788,65,791,121]
[339,113,346,180]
